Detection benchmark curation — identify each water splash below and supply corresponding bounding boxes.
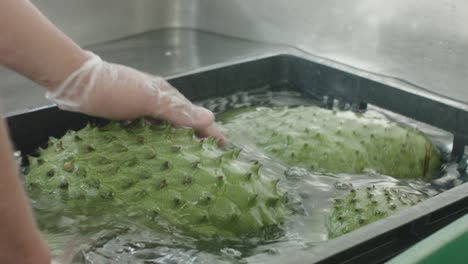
[37,83,459,263]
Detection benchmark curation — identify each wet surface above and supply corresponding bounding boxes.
[31,84,464,263]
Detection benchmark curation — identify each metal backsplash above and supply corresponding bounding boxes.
[193,0,468,103]
[30,0,181,45]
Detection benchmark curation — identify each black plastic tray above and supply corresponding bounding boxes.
[6,54,468,263]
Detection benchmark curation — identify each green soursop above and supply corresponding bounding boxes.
[220,106,440,179]
[26,120,288,240]
[327,187,425,238]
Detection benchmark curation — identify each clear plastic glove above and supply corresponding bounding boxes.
[46,51,225,143]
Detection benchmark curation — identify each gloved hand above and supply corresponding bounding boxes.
[46,51,225,143]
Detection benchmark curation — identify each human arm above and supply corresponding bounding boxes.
[0,0,225,141]
[0,118,51,264]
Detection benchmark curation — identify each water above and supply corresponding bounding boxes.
[34,84,463,263]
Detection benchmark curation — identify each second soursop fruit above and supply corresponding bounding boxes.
[26,120,288,239]
[328,187,425,238]
[220,106,440,179]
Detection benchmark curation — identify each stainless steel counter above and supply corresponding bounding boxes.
[1,27,466,118]
[0,29,286,115]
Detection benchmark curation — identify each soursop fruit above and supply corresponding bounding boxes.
[26,120,288,240]
[327,187,425,238]
[220,106,441,179]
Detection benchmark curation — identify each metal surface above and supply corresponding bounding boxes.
[0,29,286,115]
[194,0,468,104]
[31,0,181,46]
[1,1,467,115]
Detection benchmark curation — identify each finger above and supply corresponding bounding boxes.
[188,105,215,129]
[196,124,227,146]
[162,105,215,130]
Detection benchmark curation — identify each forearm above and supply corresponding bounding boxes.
[0,0,87,89]
[0,0,224,142]
[0,118,51,264]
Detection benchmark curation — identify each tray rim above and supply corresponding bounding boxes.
[6,53,468,263]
